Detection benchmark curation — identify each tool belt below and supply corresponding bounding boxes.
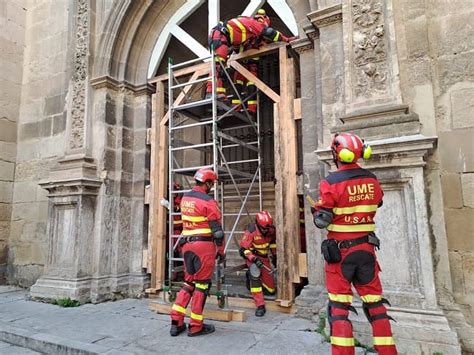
[338,233,380,250]
[179,236,214,247]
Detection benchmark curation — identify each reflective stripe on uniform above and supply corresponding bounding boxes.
[232,99,241,105]
[269,243,276,248]
[330,336,355,347]
[332,205,378,215]
[262,283,275,293]
[235,80,244,85]
[182,228,212,236]
[181,215,208,222]
[327,224,376,232]
[248,100,257,105]
[253,243,269,249]
[172,304,186,314]
[299,219,305,223]
[250,287,262,293]
[244,250,252,254]
[328,293,353,303]
[273,32,281,41]
[217,87,226,93]
[246,81,255,86]
[173,220,183,225]
[361,294,382,303]
[190,312,203,321]
[231,19,247,42]
[373,337,395,346]
[195,282,209,290]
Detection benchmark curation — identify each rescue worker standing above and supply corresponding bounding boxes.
[239,211,277,317]
[169,168,225,337]
[312,133,397,355]
[206,9,295,114]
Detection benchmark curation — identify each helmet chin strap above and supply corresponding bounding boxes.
[331,150,340,168]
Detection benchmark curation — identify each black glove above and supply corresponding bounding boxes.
[216,253,226,264]
[254,258,264,269]
[271,255,277,268]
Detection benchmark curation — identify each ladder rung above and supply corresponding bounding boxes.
[222,141,258,149]
[170,120,213,130]
[171,141,213,152]
[217,167,254,179]
[170,55,211,69]
[223,213,257,216]
[224,231,244,234]
[223,194,260,199]
[171,76,210,89]
[172,164,213,173]
[173,98,212,110]
[224,159,259,165]
[218,132,258,152]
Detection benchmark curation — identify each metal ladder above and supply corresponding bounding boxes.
[166,52,263,296]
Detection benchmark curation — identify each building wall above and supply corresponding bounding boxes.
[0,0,26,283]
[7,0,69,286]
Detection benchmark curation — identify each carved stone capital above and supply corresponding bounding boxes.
[316,134,437,170]
[290,38,313,54]
[303,24,320,41]
[307,4,342,29]
[90,75,155,96]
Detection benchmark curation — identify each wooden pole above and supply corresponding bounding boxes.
[275,46,300,304]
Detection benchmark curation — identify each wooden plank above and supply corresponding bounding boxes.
[232,310,247,322]
[144,185,151,205]
[299,253,308,278]
[147,93,157,273]
[228,42,284,63]
[229,61,280,103]
[294,98,301,120]
[275,46,299,303]
[150,301,240,322]
[160,69,206,126]
[148,61,210,83]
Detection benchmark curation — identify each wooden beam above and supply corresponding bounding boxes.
[294,98,301,120]
[149,301,246,322]
[228,42,284,63]
[275,46,300,303]
[148,61,210,84]
[229,61,280,103]
[299,253,308,278]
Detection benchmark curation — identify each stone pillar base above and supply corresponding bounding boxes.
[30,273,149,304]
[295,285,327,322]
[352,305,461,354]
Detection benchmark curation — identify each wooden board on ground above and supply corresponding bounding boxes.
[149,301,247,322]
[148,292,295,315]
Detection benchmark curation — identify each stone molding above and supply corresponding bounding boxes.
[290,38,313,54]
[316,134,437,169]
[90,75,154,96]
[307,4,342,28]
[69,0,89,151]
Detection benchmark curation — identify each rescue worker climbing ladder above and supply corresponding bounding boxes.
[312,133,397,355]
[206,9,295,114]
[170,169,225,337]
[239,211,277,317]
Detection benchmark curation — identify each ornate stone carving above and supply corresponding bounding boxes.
[351,0,389,98]
[291,38,313,54]
[69,0,89,150]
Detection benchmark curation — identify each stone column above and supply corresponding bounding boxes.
[30,0,102,302]
[291,31,327,320]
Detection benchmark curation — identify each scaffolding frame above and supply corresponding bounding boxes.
[166,51,263,297]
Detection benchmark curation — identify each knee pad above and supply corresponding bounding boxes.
[362,298,395,323]
[249,263,261,280]
[327,300,358,325]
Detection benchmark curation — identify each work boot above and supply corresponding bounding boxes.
[187,323,215,337]
[170,322,187,337]
[255,305,266,317]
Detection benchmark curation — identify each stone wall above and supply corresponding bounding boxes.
[0,0,26,283]
[392,0,474,326]
[7,0,69,286]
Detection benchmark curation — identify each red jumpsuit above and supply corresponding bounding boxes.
[315,163,396,355]
[239,223,276,307]
[170,185,223,335]
[207,17,290,113]
[171,194,183,281]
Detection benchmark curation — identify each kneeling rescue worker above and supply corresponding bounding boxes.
[170,168,225,337]
[312,133,397,355]
[239,211,277,317]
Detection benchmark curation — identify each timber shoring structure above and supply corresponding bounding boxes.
[146,42,302,307]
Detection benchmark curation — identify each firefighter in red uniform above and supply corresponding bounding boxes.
[206,9,295,114]
[239,211,277,317]
[312,133,397,355]
[169,168,225,337]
